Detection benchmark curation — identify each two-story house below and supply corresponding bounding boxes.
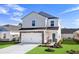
[20,12,61,44]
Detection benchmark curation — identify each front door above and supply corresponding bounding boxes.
[52,33,56,42]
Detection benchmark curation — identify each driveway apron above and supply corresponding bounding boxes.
[0,43,39,54]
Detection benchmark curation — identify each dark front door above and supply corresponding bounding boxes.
[52,33,56,42]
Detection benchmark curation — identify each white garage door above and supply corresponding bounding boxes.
[21,33,42,43]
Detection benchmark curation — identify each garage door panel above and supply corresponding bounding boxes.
[21,33,42,43]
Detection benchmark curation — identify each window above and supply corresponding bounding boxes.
[3,34,6,39]
[51,21,54,26]
[32,20,35,26]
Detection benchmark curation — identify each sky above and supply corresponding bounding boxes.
[0,4,79,28]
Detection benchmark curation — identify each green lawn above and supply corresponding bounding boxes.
[0,41,17,48]
[27,39,79,54]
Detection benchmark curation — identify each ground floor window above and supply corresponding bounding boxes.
[3,34,6,39]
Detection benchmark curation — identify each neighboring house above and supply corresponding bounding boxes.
[61,28,79,39]
[20,11,61,44]
[0,27,9,41]
[0,25,20,41]
[73,30,79,40]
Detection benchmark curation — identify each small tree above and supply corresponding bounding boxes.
[45,30,54,52]
[73,31,79,43]
[53,39,63,48]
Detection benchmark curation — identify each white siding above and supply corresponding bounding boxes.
[61,34,73,39]
[10,31,20,41]
[47,19,58,27]
[21,12,61,43]
[0,31,10,41]
[0,31,20,41]
[44,30,58,43]
[22,12,59,28]
[46,19,61,42]
[20,29,59,43]
[22,12,47,28]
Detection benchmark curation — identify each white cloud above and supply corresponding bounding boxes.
[10,17,22,22]
[1,4,26,22]
[12,11,23,17]
[60,6,79,14]
[10,11,24,22]
[0,7,9,15]
[6,4,26,12]
[73,19,79,26]
[0,4,26,24]
[0,4,25,15]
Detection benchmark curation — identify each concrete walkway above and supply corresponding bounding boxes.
[0,43,39,54]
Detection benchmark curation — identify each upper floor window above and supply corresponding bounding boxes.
[32,20,35,26]
[51,21,54,26]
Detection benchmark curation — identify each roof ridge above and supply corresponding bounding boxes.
[38,11,59,19]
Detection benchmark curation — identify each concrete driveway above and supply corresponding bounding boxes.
[0,43,39,54]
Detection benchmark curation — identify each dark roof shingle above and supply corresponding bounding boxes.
[0,24,20,31]
[61,28,79,34]
[38,12,59,19]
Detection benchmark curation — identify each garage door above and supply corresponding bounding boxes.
[21,33,42,43]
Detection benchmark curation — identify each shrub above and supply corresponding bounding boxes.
[38,44,47,47]
[45,48,55,52]
[73,31,79,43]
[12,38,16,41]
[60,39,64,44]
[73,38,79,44]
[66,49,79,54]
[45,39,55,52]
[53,39,63,48]
[67,37,72,40]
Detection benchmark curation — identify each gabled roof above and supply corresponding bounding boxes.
[0,24,20,32]
[61,28,79,34]
[22,11,59,20]
[0,26,8,31]
[38,12,59,19]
